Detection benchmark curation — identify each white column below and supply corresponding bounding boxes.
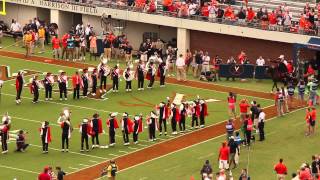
[177,28,190,58]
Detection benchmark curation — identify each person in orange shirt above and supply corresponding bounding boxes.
[299,13,306,34]
[201,2,209,17]
[24,31,33,58]
[310,107,317,135]
[224,5,233,19]
[268,10,277,30]
[274,158,287,180]
[38,25,46,53]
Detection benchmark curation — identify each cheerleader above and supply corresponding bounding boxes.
[227,92,237,119]
[146,61,156,89]
[136,60,145,90]
[30,75,40,103]
[133,114,143,144]
[57,70,68,101]
[40,121,51,154]
[43,72,54,101]
[147,111,157,141]
[111,65,120,92]
[81,68,89,97]
[123,67,134,92]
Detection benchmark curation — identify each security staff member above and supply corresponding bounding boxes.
[258,109,265,141]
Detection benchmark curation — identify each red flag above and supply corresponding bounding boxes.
[114,118,119,129]
[175,107,181,122]
[203,103,209,116]
[47,127,52,143]
[138,118,143,133]
[127,118,134,134]
[98,118,103,134]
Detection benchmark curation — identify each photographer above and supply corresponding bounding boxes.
[16,130,29,152]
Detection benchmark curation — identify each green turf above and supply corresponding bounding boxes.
[0,56,273,179]
[117,107,319,180]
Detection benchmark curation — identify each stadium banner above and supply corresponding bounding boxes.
[219,64,270,79]
[7,0,99,15]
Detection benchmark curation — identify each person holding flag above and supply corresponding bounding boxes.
[40,121,51,154]
[107,113,119,147]
[91,113,103,149]
[133,114,143,144]
[121,112,134,146]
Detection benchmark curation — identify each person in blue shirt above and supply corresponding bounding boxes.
[66,34,75,61]
[287,82,295,109]
[297,79,306,106]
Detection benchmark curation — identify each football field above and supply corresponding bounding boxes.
[0,53,274,179]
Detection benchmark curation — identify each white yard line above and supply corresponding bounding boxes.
[108,153,118,157]
[119,150,128,154]
[68,167,79,170]
[89,160,99,163]
[128,147,138,150]
[0,164,38,174]
[29,144,107,160]
[79,164,90,167]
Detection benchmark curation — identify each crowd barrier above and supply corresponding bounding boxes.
[219,64,270,79]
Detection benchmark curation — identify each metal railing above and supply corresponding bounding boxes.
[49,0,320,37]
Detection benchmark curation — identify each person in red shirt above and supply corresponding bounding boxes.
[309,107,317,135]
[201,2,209,17]
[237,50,246,64]
[239,99,249,121]
[286,61,293,75]
[72,71,82,100]
[299,165,312,180]
[51,35,61,60]
[268,10,277,30]
[274,158,287,180]
[218,141,230,170]
[247,7,255,22]
[38,167,50,180]
[61,33,69,60]
[244,114,253,146]
[224,5,233,18]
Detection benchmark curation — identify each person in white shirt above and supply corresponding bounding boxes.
[256,56,265,66]
[176,54,186,81]
[10,20,22,45]
[258,108,265,141]
[189,2,198,16]
[202,52,211,73]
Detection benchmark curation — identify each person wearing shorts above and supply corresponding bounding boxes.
[24,31,33,57]
[274,159,287,180]
[239,99,249,121]
[309,107,317,135]
[218,142,229,170]
[227,92,236,118]
[89,33,97,61]
[51,35,61,60]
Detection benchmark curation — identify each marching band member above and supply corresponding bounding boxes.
[190,101,200,129]
[15,70,24,104]
[30,75,40,103]
[133,114,143,144]
[170,103,180,135]
[136,60,145,90]
[40,121,51,154]
[91,68,98,96]
[0,121,9,154]
[98,59,109,92]
[91,113,103,148]
[147,111,158,141]
[57,113,72,152]
[158,60,166,87]
[123,67,134,92]
[79,118,91,152]
[72,71,82,99]
[111,65,120,93]
[179,102,187,133]
[57,70,68,101]
[121,112,133,146]
[43,72,54,101]
[107,113,119,147]
[146,61,156,89]
[157,102,169,136]
[199,99,209,128]
[81,68,89,97]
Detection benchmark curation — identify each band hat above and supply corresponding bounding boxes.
[42,72,47,75]
[78,69,83,72]
[83,118,88,123]
[29,78,33,83]
[58,70,65,73]
[229,136,234,139]
[111,112,118,117]
[88,67,95,72]
[12,73,18,77]
[159,102,165,106]
[122,112,128,117]
[279,55,284,59]
[150,111,157,118]
[102,58,108,64]
[134,116,140,121]
[200,100,205,104]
